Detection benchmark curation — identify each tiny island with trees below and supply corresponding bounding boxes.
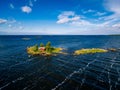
[27,41,63,56]
[27,41,117,56]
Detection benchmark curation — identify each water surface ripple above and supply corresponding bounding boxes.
[0,35,120,90]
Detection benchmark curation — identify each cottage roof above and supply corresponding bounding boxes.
[39,47,45,50]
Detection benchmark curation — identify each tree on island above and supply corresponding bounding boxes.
[46,41,52,53]
[46,41,51,47]
[33,44,38,51]
[40,43,44,47]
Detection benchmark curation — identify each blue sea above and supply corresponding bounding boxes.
[0,35,120,90]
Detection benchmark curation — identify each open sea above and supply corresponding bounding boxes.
[0,35,120,90]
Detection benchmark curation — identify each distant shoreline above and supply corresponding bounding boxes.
[0,34,120,36]
[0,34,112,36]
[109,34,120,36]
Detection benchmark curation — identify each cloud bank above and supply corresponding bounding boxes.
[0,19,7,24]
[56,0,120,34]
[57,11,80,24]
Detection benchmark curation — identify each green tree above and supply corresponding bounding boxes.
[40,43,44,47]
[46,41,51,47]
[46,41,51,53]
[33,44,38,51]
[48,47,52,53]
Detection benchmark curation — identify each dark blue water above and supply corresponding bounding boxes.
[0,35,120,90]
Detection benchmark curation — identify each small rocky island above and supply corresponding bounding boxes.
[27,41,63,56]
[74,48,108,55]
[27,42,117,56]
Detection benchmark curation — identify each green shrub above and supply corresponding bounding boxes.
[74,48,108,55]
[33,44,38,52]
[46,41,51,53]
[40,43,44,47]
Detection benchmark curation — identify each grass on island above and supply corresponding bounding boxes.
[27,41,63,56]
[74,48,108,55]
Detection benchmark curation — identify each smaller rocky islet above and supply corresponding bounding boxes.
[74,48,108,55]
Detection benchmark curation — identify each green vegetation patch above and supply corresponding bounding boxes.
[27,41,63,56]
[74,48,108,55]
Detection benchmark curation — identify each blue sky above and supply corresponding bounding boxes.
[0,0,120,35]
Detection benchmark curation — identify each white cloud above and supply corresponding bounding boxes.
[87,9,95,13]
[82,9,95,14]
[0,19,7,24]
[57,11,94,26]
[19,26,24,30]
[0,18,18,29]
[10,3,14,9]
[104,0,120,14]
[70,20,91,26]
[21,6,32,13]
[94,12,106,16]
[56,9,120,35]
[99,0,120,30]
[8,24,12,28]
[56,11,80,24]
[82,9,106,16]
[103,0,120,21]
[112,23,120,28]
[8,19,16,24]
[65,0,120,32]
